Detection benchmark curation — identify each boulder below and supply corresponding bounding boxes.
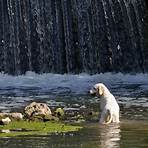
[24,102,52,118]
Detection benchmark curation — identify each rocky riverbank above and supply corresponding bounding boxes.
[0,100,100,137]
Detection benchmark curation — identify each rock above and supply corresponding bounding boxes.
[29,114,59,122]
[0,117,11,125]
[55,108,64,117]
[0,113,23,120]
[80,105,86,109]
[10,113,23,120]
[24,102,52,118]
[1,129,10,133]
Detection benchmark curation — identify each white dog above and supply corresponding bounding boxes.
[90,83,119,124]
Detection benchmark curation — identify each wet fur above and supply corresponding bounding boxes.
[90,83,119,124]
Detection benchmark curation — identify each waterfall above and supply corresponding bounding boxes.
[0,0,147,75]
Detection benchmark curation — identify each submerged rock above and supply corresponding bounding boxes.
[24,102,52,119]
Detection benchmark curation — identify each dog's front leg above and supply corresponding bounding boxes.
[99,111,106,124]
[99,109,112,124]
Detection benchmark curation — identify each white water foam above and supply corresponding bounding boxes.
[0,72,148,96]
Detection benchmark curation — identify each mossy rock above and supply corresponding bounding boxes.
[25,114,59,122]
[0,120,82,137]
[55,108,65,117]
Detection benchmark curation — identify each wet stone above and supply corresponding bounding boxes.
[24,102,52,120]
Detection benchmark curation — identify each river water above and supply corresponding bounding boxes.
[0,72,148,148]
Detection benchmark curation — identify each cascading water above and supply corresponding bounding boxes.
[0,0,147,75]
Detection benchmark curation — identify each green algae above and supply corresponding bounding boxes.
[0,121,82,137]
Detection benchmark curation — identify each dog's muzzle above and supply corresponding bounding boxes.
[89,88,96,95]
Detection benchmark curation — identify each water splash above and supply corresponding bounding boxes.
[0,72,148,96]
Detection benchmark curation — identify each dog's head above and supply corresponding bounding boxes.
[90,83,108,96]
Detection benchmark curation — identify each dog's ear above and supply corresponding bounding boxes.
[98,86,104,96]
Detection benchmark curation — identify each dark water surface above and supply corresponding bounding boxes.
[0,73,148,148]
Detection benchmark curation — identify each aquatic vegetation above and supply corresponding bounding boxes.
[0,121,82,137]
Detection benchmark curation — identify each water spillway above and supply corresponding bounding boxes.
[0,0,147,75]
